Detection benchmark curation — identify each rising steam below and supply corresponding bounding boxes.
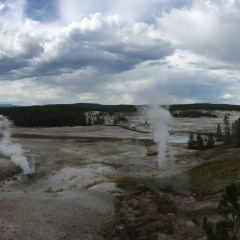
[0,115,34,174]
[146,105,173,168]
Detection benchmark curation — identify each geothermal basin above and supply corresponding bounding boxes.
[0,110,239,239]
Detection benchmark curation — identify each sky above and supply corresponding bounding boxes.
[0,0,240,106]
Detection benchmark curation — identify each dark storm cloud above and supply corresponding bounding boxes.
[28,14,174,78]
[0,56,29,76]
[34,41,173,77]
[0,11,174,82]
[0,30,44,79]
[104,41,173,63]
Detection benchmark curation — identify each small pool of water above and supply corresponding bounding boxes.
[168,136,188,144]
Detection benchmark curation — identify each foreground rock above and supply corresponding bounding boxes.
[0,158,22,180]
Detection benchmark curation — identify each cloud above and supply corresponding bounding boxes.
[0,2,5,11]
[0,0,240,105]
[58,0,169,24]
[0,13,173,81]
[158,0,240,64]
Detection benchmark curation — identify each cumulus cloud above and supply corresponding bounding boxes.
[102,61,234,104]
[0,12,173,81]
[34,13,172,76]
[158,0,240,64]
[0,0,240,105]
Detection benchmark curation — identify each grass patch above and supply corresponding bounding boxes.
[113,156,240,196]
[110,144,240,197]
[114,174,189,193]
[186,156,240,194]
[201,144,229,160]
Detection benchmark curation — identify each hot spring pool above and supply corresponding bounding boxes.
[168,136,189,144]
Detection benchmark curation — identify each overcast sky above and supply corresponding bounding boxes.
[0,0,240,105]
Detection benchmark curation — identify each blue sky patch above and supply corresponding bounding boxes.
[24,0,59,22]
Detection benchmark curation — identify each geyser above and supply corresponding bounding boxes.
[146,105,173,168]
[0,115,34,174]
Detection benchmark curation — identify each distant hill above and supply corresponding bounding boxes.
[0,104,18,108]
[169,103,240,111]
[1,102,240,112]
[69,103,138,112]
[70,103,240,112]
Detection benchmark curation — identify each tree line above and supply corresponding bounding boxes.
[70,103,137,112]
[0,105,130,127]
[0,105,87,127]
[215,113,240,148]
[188,132,215,150]
[188,113,240,149]
[172,110,217,118]
[170,103,240,111]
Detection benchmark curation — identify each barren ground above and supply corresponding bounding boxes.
[0,110,239,239]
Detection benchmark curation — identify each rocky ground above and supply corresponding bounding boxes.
[0,189,112,240]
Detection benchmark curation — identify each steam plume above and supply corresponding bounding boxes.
[146,105,173,168]
[0,115,34,174]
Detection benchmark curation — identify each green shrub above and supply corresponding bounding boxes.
[193,182,240,240]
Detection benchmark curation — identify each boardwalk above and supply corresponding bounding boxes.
[114,124,214,136]
[169,130,214,136]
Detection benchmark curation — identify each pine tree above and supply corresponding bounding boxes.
[188,133,196,149]
[207,132,215,149]
[196,133,204,150]
[232,122,237,147]
[203,137,208,149]
[193,182,240,240]
[232,118,240,148]
[223,113,231,144]
[87,117,92,126]
[216,123,223,141]
[236,118,240,147]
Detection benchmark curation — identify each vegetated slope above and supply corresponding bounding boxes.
[112,144,240,197]
[186,145,240,194]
